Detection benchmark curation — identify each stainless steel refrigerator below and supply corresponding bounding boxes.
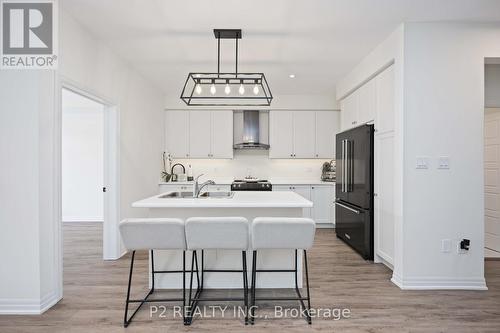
[335,124,374,260]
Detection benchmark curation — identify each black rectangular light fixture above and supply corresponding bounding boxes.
[180,29,273,106]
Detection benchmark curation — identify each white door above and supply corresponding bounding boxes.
[357,77,377,125]
[269,111,294,158]
[340,92,357,130]
[315,111,339,158]
[485,109,500,254]
[293,111,316,158]
[374,132,395,265]
[189,110,212,158]
[211,111,233,158]
[165,111,189,158]
[376,65,395,134]
[311,186,332,224]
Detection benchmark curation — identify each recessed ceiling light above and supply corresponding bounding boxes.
[289,74,295,78]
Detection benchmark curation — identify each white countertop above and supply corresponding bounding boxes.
[132,191,313,208]
[159,178,335,186]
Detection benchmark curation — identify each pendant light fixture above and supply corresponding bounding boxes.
[180,29,273,106]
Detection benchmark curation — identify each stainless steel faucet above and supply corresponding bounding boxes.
[193,174,215,198]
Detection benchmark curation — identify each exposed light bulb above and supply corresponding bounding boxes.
[238,84,245,95]
[253,84,259,95]
[225,83,231,95]
[210,84,216,95]
[195,84,202,95]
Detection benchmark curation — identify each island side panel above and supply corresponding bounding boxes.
[147,207,304,289]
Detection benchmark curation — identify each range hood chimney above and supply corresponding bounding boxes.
[233,110,270,149]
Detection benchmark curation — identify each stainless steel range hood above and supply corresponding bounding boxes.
[233,110,270,149]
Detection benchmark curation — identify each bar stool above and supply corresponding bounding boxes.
[184,217,249,325]
[250,217,316,324]
[119,218,187,327]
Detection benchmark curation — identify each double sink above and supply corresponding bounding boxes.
[159,191,234,199]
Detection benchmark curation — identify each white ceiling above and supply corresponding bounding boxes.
[61,0,500,96]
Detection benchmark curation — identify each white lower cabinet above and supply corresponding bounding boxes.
[273,184,335,226]
[311,186,334,224]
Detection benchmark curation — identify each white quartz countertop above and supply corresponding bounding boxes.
[158,178,335,186]
[132,191,313,208]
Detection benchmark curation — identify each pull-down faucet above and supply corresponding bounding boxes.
[193,174,215,198]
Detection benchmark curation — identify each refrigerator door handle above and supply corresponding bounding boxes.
[343,139,347,193]
[346,139,351,192]
[335,201,361,214]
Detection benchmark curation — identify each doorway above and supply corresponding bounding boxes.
[484,59,500,259]
[60,85,121,261]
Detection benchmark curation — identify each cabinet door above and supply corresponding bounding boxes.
[269,111,294,158]
[211,111,233,158]
[315,111,340,158]
[165,111,189,158]
[357,78,377,125]
[189,111,212,158]
[293,111,316,158]
[340,92,357,131]
[292,185,312,218]
[311,186,332,224]
[374,132,395,265]
[376,65,395,134]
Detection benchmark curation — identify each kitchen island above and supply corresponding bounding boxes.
[132,191,313,289]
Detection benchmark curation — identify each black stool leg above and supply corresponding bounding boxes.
[182,250,186,324]
[242,251,248,325]
[303,250,312,324]
[250,250,257,325]
[150,250,155,292]
[186,250,196,325]
[123,250,135,328]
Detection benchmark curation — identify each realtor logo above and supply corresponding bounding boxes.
[1,0,58,69]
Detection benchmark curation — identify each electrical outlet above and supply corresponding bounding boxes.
[457,239,470,254]
[441,239,451,253]
[438,156,450,169]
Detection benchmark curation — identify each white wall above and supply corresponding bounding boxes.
[59,9,165,238]
[485,64,500,107]
[62,89,104,222]
[0,5,165,314]
[397,22,500,289]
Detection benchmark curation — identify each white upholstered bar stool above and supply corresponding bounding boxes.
[250,217,316,324]
[184,217,250,325]
[119,218,187,327]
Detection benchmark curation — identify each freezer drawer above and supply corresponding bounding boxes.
[335,200,373,260]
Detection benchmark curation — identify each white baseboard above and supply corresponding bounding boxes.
[391,273,488,290]
[0,291,61,315]
[62,216,103,222]
[316,223,335,229]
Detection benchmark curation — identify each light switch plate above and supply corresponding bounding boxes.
[441,239,451,253]
[438,156,450,169]
[416,156,429,169]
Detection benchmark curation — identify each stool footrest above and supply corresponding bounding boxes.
[129,297,184,303]
[192,297,245,302]
[253,297,309,301]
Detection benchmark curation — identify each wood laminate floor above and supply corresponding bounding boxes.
[1,222,499,332]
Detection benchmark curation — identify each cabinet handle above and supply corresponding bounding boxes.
[290,154,293,157]
[312,186,315,189]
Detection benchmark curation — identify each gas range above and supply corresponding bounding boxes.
[231,179,272,191]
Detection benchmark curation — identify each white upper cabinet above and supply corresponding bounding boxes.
[270,110,339,159]
[315,111,339,158]
[269,111,294,158]
[340,92,358,131]
[165,110,233,159]
[165,110,189,158]
[189,110,211,158]
[293,111,316,158]
[376,65,395,134]
[211,111,233,158]
[357,77,377,125]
